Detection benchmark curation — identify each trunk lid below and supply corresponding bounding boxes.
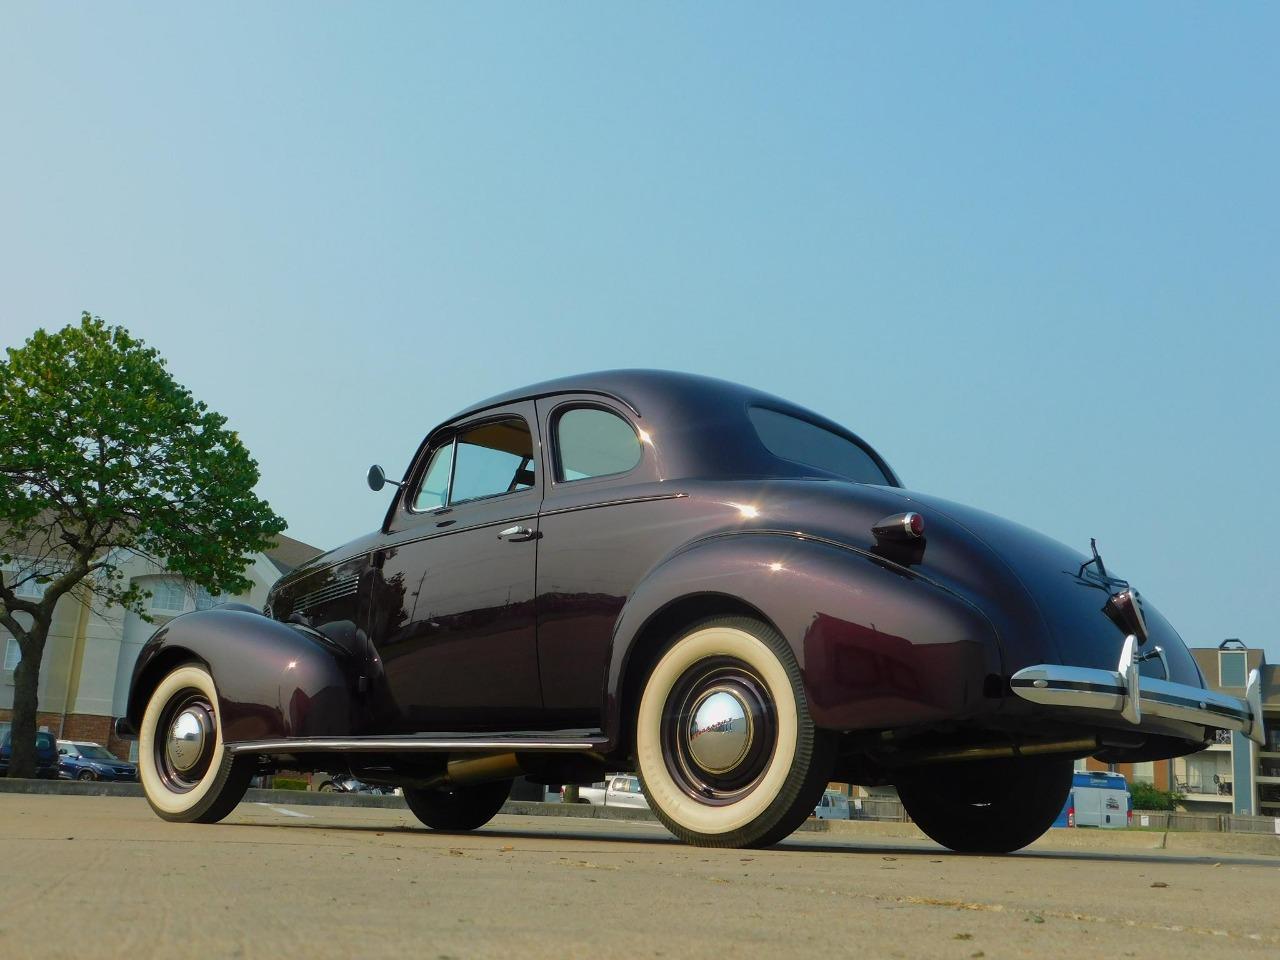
[892,491,1201,688]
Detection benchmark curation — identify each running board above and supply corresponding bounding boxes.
[226,733,608,756]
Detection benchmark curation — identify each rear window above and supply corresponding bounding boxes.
[748,407,891,485]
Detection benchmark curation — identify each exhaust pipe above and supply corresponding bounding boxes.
[414,752,524,791]
[446,752,523,784]
[893,736,1100,766]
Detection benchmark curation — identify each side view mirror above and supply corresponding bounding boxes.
[367,464,402,492]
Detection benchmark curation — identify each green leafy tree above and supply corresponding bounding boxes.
[0,314,285,777]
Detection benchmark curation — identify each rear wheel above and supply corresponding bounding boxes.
[138,664,254,823]
[635,616,835,848]
[403,779,512,831]
[896,756,1073,853]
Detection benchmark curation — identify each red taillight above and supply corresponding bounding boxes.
[873,511,924,541]
[1068,806,1075,827]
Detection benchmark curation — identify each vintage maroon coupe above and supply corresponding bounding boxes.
[123,371,1262,851]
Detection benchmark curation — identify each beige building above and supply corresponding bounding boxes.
[1172,642,1280,816]
[1,535,320,759]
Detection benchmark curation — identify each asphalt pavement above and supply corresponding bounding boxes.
[1,794,1277,959]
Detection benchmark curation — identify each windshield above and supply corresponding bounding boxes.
[76,744,115,760]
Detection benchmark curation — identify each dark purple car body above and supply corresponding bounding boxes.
[124,370,1261,801]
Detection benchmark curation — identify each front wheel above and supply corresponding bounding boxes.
[635,616,835,848]
[138,663,253,823]
[896,756,1073,853]
[403,779,512,831]
[77,770,96,781]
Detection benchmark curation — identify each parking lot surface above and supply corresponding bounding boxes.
[1,794,1277,959]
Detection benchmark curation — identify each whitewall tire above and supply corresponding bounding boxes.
[635,617,834,848]
[139,663,252,823]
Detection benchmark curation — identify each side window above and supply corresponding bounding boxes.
[449,418,535,505]
[412,442,455,512]
[555,407,642,482]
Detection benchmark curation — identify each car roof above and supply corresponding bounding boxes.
[453,369,795,421]
[446,369,898,486]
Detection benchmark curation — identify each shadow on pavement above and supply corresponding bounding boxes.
[225,812,1280,868]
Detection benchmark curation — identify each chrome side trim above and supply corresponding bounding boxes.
[539,492,688,518]
[383,512,541,552]
[1010,635,1264,746]
[227,735,608,756]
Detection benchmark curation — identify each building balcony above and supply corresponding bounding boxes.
[1179,778,1233,798]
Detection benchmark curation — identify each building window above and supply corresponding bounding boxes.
[1131,761,1155,785]
[2,560,52,600]
[194,587,225,611]
[149,579,187,613]
[3,637,19,671]
[1219,651,1247,688]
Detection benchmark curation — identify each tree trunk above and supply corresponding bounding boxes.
[6,625,48,779]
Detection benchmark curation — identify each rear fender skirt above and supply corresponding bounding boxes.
[126,608,359,743]
[604,532,1003,747]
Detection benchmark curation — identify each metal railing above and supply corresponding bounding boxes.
[849,797,908,821]
[1179,776,1233,796]
[1133,809,1280,833]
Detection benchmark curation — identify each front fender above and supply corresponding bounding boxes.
[605,532,1003,741]
[126,608,359,744]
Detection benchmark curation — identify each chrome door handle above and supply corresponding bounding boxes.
[496,525,536,542]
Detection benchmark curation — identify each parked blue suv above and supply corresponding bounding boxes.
[57,741,137,781]
[0,730,61,778]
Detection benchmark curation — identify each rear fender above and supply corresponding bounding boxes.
[604,533,1003,747]
[126,608,359,744]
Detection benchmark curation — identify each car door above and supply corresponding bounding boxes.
[367,402,543,733]
[533,395,704,728]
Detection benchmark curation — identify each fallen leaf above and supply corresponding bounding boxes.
[1150,881,1168,888]
[953,933,973,941]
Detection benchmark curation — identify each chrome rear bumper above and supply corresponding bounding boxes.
[1010,635,1264,746]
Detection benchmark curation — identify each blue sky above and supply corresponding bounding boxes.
[2,4,1276,655]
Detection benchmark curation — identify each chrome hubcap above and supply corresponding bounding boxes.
[663,657,777,805]
[686,688,753,774]
[165,707,211,774]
